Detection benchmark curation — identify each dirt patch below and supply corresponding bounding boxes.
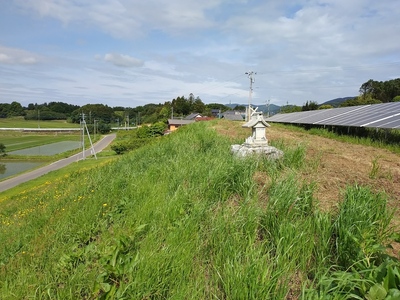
[267,127,400,215]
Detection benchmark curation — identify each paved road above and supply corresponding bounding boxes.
[0,134,116,193]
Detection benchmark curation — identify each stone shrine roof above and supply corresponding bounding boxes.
[242,117,270,128]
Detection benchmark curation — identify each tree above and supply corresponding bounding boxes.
[188,93,195,107]
[25,106,67,120]
[302,101,319,111]
[280,105,301,113]
[0,143,6,156]
[9,101,25,116]
[172,96,191,116]
[205,103,230,111]
[149,122,167,136]
[159,106,171,121]
[70,104,116,124]
[85,122,111,134]
[0,104,10,118]
[233,105,246,111]
[47,102,79,115]
[193,97,206,113]
[359,78,400,103]
[318,104,333,110]
[340,95,381,107]
[0,101,25,117]
[27,103,36,110]
[359,79,375,98]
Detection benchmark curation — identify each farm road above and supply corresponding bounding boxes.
[0,134,116,192]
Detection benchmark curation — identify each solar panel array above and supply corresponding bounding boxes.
[265,102,400,129]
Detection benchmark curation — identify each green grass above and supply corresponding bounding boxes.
[0,120,398,299]
[0,117,79,128]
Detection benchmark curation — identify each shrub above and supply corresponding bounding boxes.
[0,143,6,156]
[111,138,154,154]
[110,142,128,155]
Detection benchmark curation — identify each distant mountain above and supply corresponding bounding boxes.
[255,104,281,114]
[226,103,281,114]
[225,103,243,109]
[226,97,356,114]
[321,97,355,107]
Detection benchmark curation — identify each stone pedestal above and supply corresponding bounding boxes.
[231,143,283,159]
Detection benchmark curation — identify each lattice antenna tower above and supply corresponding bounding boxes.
[245,71,256,121]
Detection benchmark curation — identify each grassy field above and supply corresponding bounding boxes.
[0,120,399,299]
[0,117,80,128]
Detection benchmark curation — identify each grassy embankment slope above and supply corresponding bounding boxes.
[0,120,399,299]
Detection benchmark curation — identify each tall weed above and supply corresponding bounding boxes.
[333,185,393,269]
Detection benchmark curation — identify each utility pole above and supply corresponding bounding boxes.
[81,112,97,160]
[245,71,256,121]
[81,113,85,160]
[37,108,40,129]
[266,99,270,117]
[94,119,98,138]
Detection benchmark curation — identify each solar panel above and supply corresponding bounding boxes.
[364,114,400,129]
[265,102,400,130]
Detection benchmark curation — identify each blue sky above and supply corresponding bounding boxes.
[0,0,399,108]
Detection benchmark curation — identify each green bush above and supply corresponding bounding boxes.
[111,138,154,154]
[86,122,111,134]
[110,142,128,155]
[0,143,6,156]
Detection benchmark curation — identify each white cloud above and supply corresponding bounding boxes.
[0,45,39,65]
[2,0,400,107]
[104,53,143,67]
[14,0,224,38]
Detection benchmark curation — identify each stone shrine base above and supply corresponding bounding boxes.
[231,143,284,159]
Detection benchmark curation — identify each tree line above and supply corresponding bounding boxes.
[0,94,231,126]
[280,78,400,113]
[2,78,398,119]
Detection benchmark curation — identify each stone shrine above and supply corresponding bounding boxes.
[231,108,283,159]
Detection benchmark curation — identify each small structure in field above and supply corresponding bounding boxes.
[231,109,283,159]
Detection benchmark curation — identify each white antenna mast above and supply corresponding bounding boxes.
[245,71,256,121]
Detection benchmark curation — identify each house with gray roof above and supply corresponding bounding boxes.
[167,119,195,132]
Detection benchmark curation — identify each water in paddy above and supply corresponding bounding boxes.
[9,141,81,156]
[0,161,44,180]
